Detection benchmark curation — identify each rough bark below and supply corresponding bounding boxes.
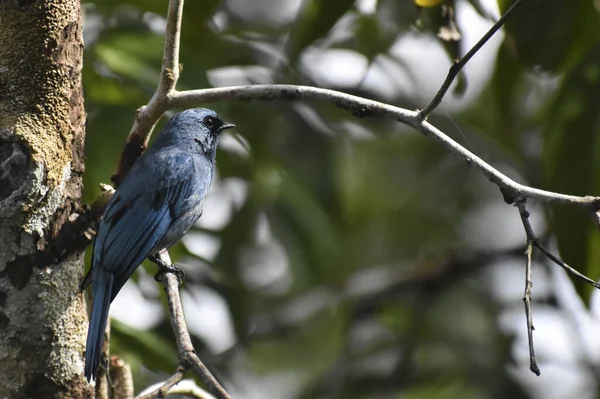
[0,0,90,398]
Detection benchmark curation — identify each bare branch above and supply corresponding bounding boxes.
[158,0,183,93]
[105,0,600,385]
[135,368,184,399]
[534,241,600,290]
[112,0,185,185]
[418,0,529,119]
[169,84,600,209]
[108,0,600,212]
[166,385,216,399]
[515,201,600,289]
[523,242,540,376]
[516,202,540,375]
[517,204,540,375]
[515,199,600,376]
[138,379,216,399]
[143,252,232,399]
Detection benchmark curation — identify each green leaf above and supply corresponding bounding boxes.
[246,305,346,376]
[543,46,600,302]
[111,318,178,373]
[500,0,600,72]
[287,0,356,64]
[94,32,164,85]
[468,0,495,19]
[353,14,397,62]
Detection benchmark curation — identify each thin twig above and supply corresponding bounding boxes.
[116,80,600,296]
[157,0,183,93]
[135,368,185,399]
[138,379,216,399]
[112,0,185,185]
[515,200,600,289]
[143,252,232,399]
[533,242,600,290]
[517,196,600,289]
[166,386,216,399]
[186,352,228,395]
[523,241,539,375]
[418,0,529,119]
[98,0,600,389]
[169,84,600,209]
[523,227,541,377]
[516,199,600,376]
[108,0,600,213]
[516,201,540,375]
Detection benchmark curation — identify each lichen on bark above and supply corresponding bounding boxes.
[0,0,90,397]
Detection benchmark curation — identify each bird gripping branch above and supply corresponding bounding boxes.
[82,108,235,381]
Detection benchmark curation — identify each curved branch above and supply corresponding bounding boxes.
[109,0,599,209]
[418,0,529,119]
[169,84,600,208]
[117,78,600,208]
[140,252,232,399]
[135,368,184,399]
[138,379,216,399]
[112,0,184,186]
[106,0,600,384]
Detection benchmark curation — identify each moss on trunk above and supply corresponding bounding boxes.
[0,0,90,397]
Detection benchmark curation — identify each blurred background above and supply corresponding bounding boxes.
[82,0,600,398]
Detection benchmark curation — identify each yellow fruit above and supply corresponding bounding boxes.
[415,0,446,7]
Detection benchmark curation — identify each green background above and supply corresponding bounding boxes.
[82,0,600,397]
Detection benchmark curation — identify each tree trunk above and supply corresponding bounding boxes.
[0,0,90,397]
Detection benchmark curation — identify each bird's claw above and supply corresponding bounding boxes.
[154,264,185,284]
[150,256,184,284]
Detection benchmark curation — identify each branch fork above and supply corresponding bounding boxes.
[136,251,231,399]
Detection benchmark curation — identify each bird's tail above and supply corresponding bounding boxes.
[84,270,114,381]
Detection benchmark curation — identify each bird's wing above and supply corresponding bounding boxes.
[93,152,195,299]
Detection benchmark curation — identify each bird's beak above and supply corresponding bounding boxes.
[218,122,236,132]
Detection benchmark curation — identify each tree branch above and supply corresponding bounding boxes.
[138,252,232,399]
[110,0,600,211]
[515,200,600,290]
[515,199,600,375]
[517,202,540,375]
[135,368,184,399]
[169,84,600,209]
[138,379,216,399]
[418,0,529,119]
[106,0,600,385]
[112,0,184,186]
[158,0,183,93]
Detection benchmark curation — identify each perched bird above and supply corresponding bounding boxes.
[82,108,235,381]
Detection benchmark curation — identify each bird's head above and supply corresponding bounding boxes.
[157,108,235,156]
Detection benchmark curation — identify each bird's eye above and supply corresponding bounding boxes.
[204,116,216,128]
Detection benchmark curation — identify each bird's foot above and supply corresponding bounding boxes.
[150,255,185,283]
[99,355,112,386]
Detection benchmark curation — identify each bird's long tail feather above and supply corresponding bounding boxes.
[84,271,113,381]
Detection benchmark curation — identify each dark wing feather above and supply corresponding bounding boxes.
[93,152,196,302]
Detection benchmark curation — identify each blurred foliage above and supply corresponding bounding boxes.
[80,0,600,398]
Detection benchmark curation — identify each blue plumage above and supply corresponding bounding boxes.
[83,108,235,381]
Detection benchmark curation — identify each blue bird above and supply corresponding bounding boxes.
[82,108,235,381]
